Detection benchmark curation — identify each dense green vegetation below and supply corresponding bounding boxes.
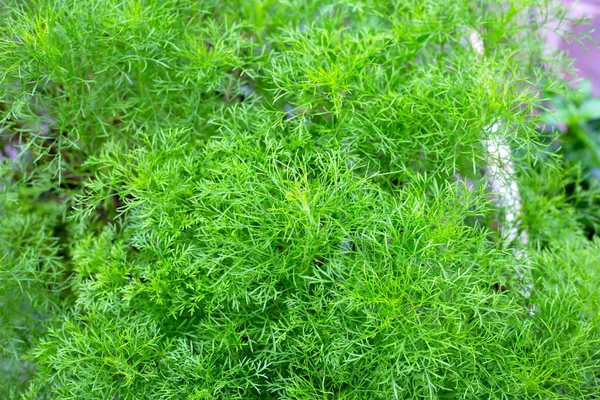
[1,0,599,398]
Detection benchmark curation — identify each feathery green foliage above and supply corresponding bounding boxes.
[1,0,599,398]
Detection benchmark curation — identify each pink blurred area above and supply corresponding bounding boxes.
[556,0,600,94]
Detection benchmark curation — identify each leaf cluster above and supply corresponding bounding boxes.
[0,0,598,399]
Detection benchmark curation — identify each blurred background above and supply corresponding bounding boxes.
[542,0,600,238]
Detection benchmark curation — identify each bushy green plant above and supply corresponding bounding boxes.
[543,80,600,236]
[1,0,599,398]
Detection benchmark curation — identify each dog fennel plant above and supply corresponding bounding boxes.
[0,0,599,398]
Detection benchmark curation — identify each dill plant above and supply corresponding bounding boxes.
[0,0,599,398]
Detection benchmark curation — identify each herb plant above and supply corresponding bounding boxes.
[544,80,600,237]
[1,0,599,399]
